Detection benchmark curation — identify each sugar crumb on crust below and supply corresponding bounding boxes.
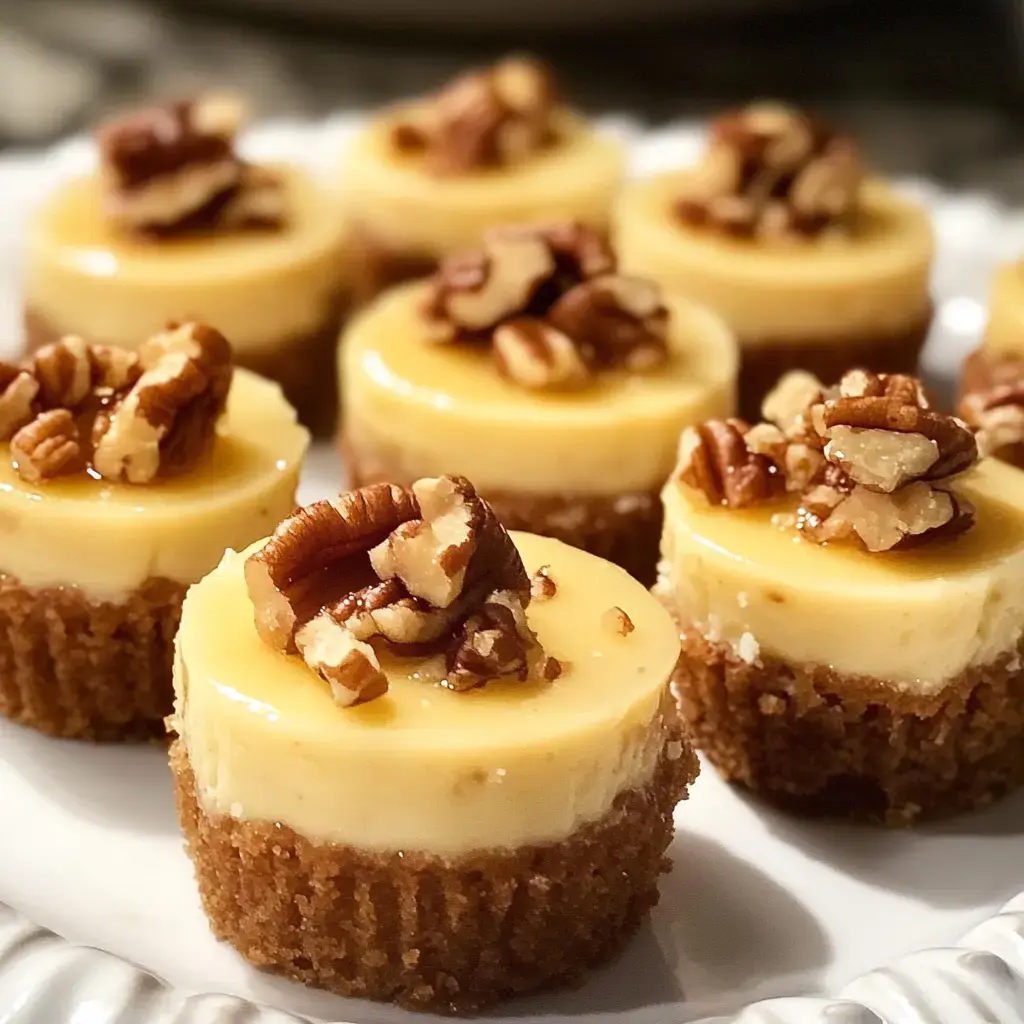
[342,439,663,586]
[672,619,1024,825]
[170,718,697,1014]
[0,572,186,741]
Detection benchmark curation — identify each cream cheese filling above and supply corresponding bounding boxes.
[614,176,934,344]
[173,531,682,854]
[660,457,1024,693]
[340,109,625,258]
[0,370,308,602]
[982,262,1024,354]
[341,282,737,495]
[24,164,347,352]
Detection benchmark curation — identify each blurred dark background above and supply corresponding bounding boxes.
[0,0,1021,197]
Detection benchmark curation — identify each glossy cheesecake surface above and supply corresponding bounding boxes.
[661,458,1024,693]
[0,370,308,600]
[174,531,681,854]
[341,110,625,258]
[615,176,933,344]
[25,164,346,351]
[342,282,737,494]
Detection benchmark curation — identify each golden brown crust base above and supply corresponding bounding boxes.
[737,311,932,420]
[171,725,697,1013]
[0,573,186,741]
[671,619,1024,825]
[958,346,1024,468]
[24,303,345,438]
[342,437,663,586]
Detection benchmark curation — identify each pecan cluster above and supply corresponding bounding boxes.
[676,368,979,553]
[96,94,286,236]
[957,350,1024,460]
[391,57,559,176]
[424,222,669,390]
[245,476,549,707]
[0,323,232,484]
[676,102,864,241]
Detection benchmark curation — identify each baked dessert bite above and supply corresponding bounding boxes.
[0,323,308,741]
[23,95,347,434]
[171,475,695,1011]
[614,102,934,418]
[340,57,626,305]
[660,368,1024,825]
[340,222,737,585]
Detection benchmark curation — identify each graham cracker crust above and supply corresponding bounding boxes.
[958,346,1024,469]
[171,725,697,1013]
[738,311,932,420]
[0,573,186,741]
[347,229,438,307]
[672,621,1024,825]
[24,303,346,438]
[342,439,663,586]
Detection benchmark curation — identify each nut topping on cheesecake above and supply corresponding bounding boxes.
[96,93,286,236]
[424,223,668,389]
[391,56,559,176]
[676,102,864,240]
[675,368,980,552]
[2,323,232,484]
[245,476,547,706]
[958,350,1024,458]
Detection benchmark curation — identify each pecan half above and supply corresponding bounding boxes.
[958,350,1024,457]
[0,364,40,441]
[814,370,977,489]
[676,102,863,239]
[677,419,784,508]
[10,409,82,483]
[92,323,232,483]
[32,337,141,409]
[391,56,557,176]
[493,318,589,390]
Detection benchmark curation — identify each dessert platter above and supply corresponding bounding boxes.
[2,60,1024,1024]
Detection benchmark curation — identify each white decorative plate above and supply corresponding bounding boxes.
[1,116,1024,1024]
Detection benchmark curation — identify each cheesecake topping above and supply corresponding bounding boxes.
[245,476,548,706]
[675,102,864,240]
[1,323,232,484]
[391,57,559,176]
[424,223,669,390]
[96,94,286,236]
[676,369,979,552]
[958,351,1024,457]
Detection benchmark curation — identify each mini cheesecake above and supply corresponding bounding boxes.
[661,368,1024,825]
[614,103,934,418]
[0,324,307,740]
[340,57,625,304]
[23,95,347,434]
[171,476,695,1012]
[340,223,737,585]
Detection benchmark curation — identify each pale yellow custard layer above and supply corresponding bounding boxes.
[0,370,308,601]
[341,282,738,495]
[24,165,346,352]
[983,262,1024,353]
[174,531,682,853]
[614,176,934,344]
[660,458,1024,694]
[340,110,625,258]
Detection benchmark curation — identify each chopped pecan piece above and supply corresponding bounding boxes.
[294,612,389,707]
[676,102,863,239]
[677,419,784,508]
[391,57,558,176]
[446,591,533,690]
[0,364,40,441]
[32,337,141,409]
[761,370,824,439]
[10,410,82,483]
[602,606,635,636]
[530,565,557,600]
[958,351,1024,457]
[96,93,284,235]
[814,370,976,489]
[92,323,232,483]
